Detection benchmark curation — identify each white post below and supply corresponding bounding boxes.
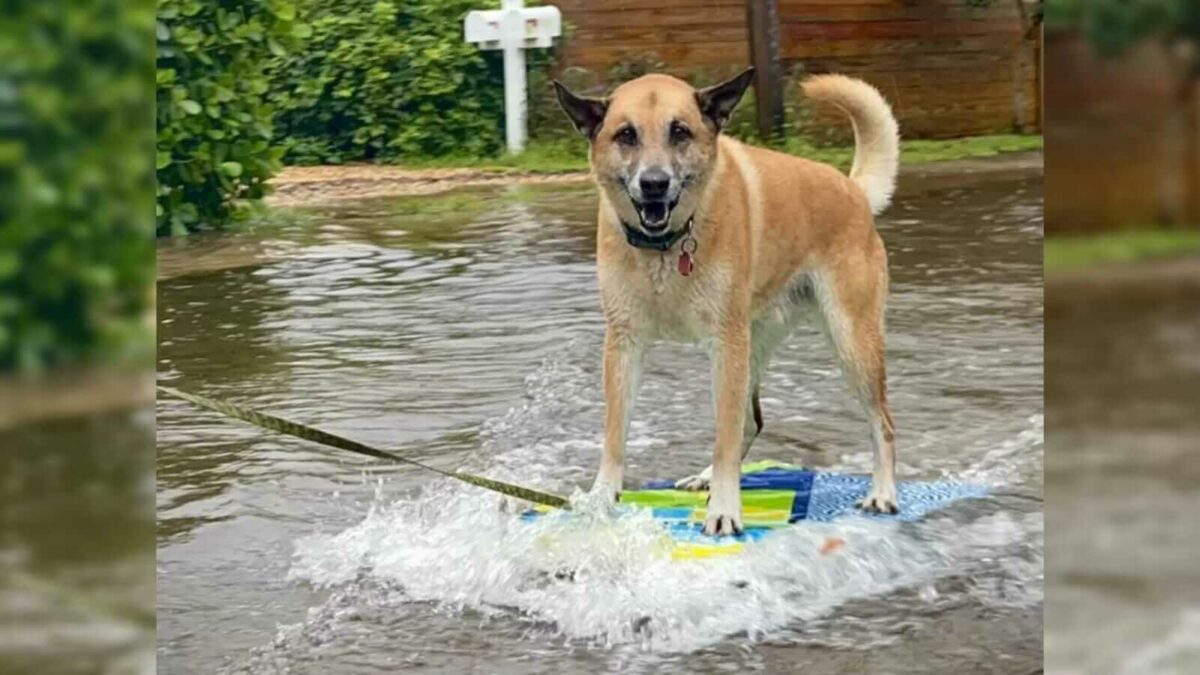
[464,0,560,155]
[501,0,527,154]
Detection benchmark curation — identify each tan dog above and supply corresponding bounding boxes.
[554,68,900,535]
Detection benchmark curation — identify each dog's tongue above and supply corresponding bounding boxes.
[641,201,668,227]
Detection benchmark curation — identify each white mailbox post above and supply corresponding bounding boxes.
[464,0,561,154]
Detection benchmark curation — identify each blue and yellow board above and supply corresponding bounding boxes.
[525,461,988,559]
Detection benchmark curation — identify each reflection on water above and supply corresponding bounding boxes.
[0,408,154,674]
[157,175,1043,673]
[1046,274,1200,674]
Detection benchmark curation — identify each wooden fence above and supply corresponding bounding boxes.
[550,0,1041,139]
[1045,31,1200,232]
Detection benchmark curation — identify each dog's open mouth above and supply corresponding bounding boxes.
[635,197,679,233]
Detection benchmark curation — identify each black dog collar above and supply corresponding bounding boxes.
[621,216,694,252]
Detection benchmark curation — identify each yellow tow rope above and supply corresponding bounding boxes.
[157,386,570,509]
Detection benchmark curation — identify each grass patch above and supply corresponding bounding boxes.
[348,133,1043,176]
[900,134,1044,164]
[778,134,1043,171]
[1045,230,1200,272]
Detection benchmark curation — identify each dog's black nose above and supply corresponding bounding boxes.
[639,169,670,199]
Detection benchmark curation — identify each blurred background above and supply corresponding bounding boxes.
[0,1,156,674]
[1044,1,1200,673]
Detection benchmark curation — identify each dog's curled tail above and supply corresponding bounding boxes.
[801,74,899,215]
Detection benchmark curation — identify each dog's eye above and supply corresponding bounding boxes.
[615,126,638,146]
[670,122,692,145]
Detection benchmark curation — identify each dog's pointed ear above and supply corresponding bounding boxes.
[696,67,755,133]
[553,81,608,141]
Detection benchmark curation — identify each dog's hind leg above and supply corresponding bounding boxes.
[814,257,898,514]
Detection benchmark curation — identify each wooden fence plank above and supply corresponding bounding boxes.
[555,0,744,10]
[565,43,753,69]
[783,20,1022,40]
[748,0,786,138]
[795,50,1014,73]
[554,0,1041,137]
[561,7,746,29]
[568,26,750,46]
[782,35,1023,58]
[779,4,1021,22]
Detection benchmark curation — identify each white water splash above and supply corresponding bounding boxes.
[287,478,1034,654]
[1117,609,1200,675]
[960,413,1044,486]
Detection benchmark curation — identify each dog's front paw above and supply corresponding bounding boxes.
[590,470,623,503]
[674,465,713,491]
[856,482,899,515]
[704,512,743,536]
[703,487,744,536]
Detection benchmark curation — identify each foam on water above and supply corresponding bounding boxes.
[960,413,1044,487]
[1117,609,1200,675]
[288,478,1034,653]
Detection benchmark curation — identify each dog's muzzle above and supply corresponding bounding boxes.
[634,197,679,232]
[630,167,679,232]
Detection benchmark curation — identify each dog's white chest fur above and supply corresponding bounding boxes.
[600,252,727,343]
[646,251,673,293]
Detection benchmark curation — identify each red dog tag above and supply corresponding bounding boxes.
[678,251,693,276]
[678,235,697,276]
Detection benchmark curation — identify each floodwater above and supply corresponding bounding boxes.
[1046,270,1200,674]
[0,405,155,674]
[156,170,1044,673]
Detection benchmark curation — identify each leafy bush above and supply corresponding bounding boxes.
[271,0,510,164]
[0,0,155,371]
[156,0,308,235]
[1046,0,1198,55]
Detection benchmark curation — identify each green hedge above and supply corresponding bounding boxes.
[1046,0,1198,55]
[156,0,308,235]
[271,0,510,164]
[0,1,155,371]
